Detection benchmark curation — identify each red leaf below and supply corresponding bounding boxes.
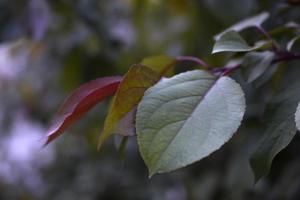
[44,76,123,146]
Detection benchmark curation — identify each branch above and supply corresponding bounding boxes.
[215,52,300,76]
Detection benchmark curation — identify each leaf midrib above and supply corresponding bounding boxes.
[150,76,220,172]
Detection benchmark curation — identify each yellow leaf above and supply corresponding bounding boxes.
[98,64,160,149]
[141,55,175,76]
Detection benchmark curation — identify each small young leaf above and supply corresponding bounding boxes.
[45,76,123,145]
[250,82,300,182]
[242,51,275,82]
[141,55,175,76]
[215,12,269,40]
[136,70,246,176]
[98,65,160,149]
[287,35,300,51]
[269,22,300,38]
[212,31,263,54]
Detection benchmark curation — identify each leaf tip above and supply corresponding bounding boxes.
[97,133,107,151]
[211,48,217,54]
[43,132,55,147]
[97,141,103,151]
[148,171,155,179]
[211,45,221,54]
[40,136,50,148]
[43,139,50,147]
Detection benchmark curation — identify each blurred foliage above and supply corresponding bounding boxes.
[0,0,300,200]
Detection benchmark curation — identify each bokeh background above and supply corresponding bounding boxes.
[0,0,300,199]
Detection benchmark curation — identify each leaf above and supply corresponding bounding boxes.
[269,22,300,38]
[250,81,300,182]
[287,35,300,51]
[212,31,263,54]
[242,51,275,82]
[141,55,175,76]
[136,70,246,176]
[45,76,122,145]
[295,102,300,131]
[252,64,278,88]
[215,12,269,40]
[115,106,137,137]
[98,65,160,148]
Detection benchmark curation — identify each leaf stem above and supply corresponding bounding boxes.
[118,136,128,159]
[160,49,300,78]
[159,56,211,76]
[273,52,300,63]
[256,26,281,52]
[215,51,300,76]
[175,56,211,69]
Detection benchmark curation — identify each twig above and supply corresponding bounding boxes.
[159,56,211,76]
[214,52,300,76]
[176,56,211,69]
[256,26,281,52]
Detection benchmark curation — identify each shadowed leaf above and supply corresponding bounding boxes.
[250,81,300,182]
[242,51,275,82]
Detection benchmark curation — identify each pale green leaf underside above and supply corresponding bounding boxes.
[287,35,300,51]
[215,12,269,40]
[242,51,275,83]
[295,102,300,131]
[136,70,246,176]
[212,31,262,54]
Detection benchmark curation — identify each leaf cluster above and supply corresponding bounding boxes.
[45,12,300,183]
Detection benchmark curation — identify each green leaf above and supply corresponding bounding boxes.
[212,31,263,54]
[250,82,300,182]
[269,22,300,38]
[136,70,246,176]
[215,12,269,40]
[252,64,278,88]
[98,64,160,149]
[295,102,300,131]
[287,35,300,51]
[242,51,275,82]
[141,55,175,76]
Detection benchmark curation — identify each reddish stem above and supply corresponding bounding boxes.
[176,56,211,69]
[159,56,210,76]
[215,52,300,76]
[273,52,300,63]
